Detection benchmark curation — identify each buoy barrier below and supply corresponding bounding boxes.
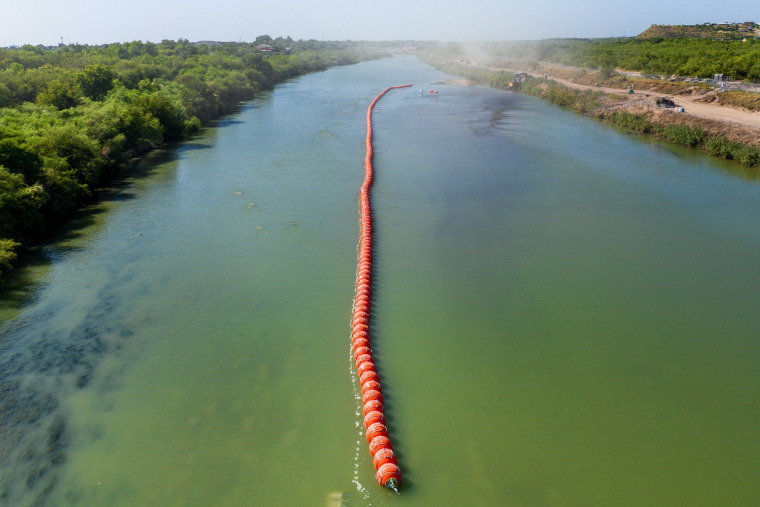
[351,84,411,491]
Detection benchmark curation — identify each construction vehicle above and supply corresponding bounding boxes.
[656,97,677,108]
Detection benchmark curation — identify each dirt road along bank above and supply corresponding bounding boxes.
[477,61,760,147]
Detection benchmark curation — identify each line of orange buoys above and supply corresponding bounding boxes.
[352,84,412,491]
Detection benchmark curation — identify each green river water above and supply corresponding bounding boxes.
[1,55,759,506]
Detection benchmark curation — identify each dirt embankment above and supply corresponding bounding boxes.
[478,61,760,146]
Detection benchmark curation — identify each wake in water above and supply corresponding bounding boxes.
[348,341,371,502]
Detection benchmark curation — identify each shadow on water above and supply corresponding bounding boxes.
[215,119,246,128]
[209,98,268,129]
[178,142,215,152]
[0,146,180,315]
[0,207,104,323]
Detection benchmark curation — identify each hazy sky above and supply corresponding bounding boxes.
[1,0,758,47]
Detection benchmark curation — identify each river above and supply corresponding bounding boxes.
[1,55,759,506]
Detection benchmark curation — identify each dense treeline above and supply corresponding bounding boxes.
[423,38,760,81]
[0,38,387,278]
[475,38,760,80]
[537,38,760,79]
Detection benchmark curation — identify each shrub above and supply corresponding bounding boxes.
[734,144,760,167]
[0,238,20,277]
[706,136,735,159]
[660,124,705,147]
[608,111,653,133]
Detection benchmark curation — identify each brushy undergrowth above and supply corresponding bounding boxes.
[606,111,654,133]
[659,124,706,147]
[604,111,760,168]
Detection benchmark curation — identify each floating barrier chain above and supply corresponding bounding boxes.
[351,84,412,491]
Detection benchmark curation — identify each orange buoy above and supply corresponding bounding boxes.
[355,354,373,367]
[348,84,411,491]
[369,435,392,456]
[354,346,371,358]
[354,346,372,364]
[362,389,383,405]
[360,369,379,384]
[363,410,385,428]
[353,343,370,353]
[363,399,383,415]
[357,361,376,377]
[353,337,370,349]
[376,462,402,489]
[366,422,388,442]
[373,447,397,469]
[361,380,382,395]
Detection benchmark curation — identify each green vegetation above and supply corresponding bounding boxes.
[660,124,706,147]
[521,78,604,113]
[705,137,760,166]
[0,38,387,279]
[603,111,760,167]
[434,36,760,81]
[529,37,760,80]
[0,238,19,277]
[605,111,653,133]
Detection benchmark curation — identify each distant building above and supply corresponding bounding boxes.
[256,44,276,53]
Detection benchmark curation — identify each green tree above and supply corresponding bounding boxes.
[0,238,20,277]
[135,94,186,142]
[34,126,103,186]
[0,138,44,184]
[77,64,115,100]
[0,165,48,240]
[36,79,79,109]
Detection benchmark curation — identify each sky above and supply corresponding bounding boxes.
[1,0,758,47]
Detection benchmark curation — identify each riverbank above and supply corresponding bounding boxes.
[518,76,760,167]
